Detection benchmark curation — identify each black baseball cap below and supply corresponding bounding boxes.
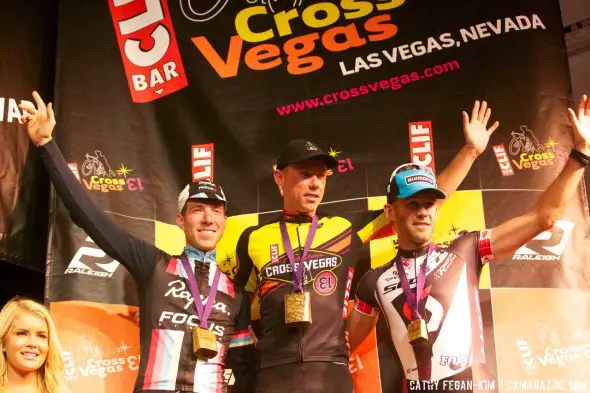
[177,180,227,213]
[276,139,338,170]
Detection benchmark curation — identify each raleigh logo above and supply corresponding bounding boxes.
[78,150,144,193]
[65,237,121,278]
[409,121,436,173]
[108,0,188,102]
[513,220,574,261]
[507,125,558,171]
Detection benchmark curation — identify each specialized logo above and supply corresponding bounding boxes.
[492,144,514,176]
[513,220,574,261]
[0,97,25,124]
[409,121,436,173]
[261,250,342,285]
[108,0,188,102]
[507,125,559,171]
[79,150,144,193]
[65,237,121,278]
[327,147,355,175]
[405,174,434,185]
[314,270,337,295]
[192,143,214,182]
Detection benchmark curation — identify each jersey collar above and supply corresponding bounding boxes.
[397,243,431,258]
[184,246,216,264]
[282,209,315,223]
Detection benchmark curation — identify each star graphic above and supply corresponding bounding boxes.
[544,137,559,152]
[449,224,459,236]
[116,164,133,178]
[116,341,133,356]
[328,147,341,158]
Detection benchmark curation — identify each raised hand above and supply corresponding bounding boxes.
[568,95,590,155]
[18,91,55,147]
[461,100,500,156]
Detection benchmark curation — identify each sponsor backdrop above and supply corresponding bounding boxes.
[0,0,57,270]
[41,0,590,392]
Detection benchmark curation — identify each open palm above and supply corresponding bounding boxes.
[569,95,590,155]
[462,100,500,156]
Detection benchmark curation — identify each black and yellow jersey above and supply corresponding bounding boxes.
[235,210,388,369]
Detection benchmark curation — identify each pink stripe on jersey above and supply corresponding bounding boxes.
[143,329,184,391]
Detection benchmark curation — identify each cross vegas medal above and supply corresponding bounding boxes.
[180,256,221,359]
[280,215,318,326]
[395,245,434,346]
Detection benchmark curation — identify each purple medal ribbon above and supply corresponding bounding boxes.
[394,244,435,320]
[279,215,318,293]
[180,256,221,329]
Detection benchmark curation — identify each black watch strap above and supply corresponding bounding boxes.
[571,149,590,166]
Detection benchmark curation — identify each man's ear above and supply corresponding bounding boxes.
[176,213,185,231]
[274,169,285,197]
[383,203,397,226]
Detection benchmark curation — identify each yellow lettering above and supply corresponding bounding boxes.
[235,6,273,43]
[341,0,373,20]
[376,0,405,11]
[274,8,300,37]
[301,3,340,29]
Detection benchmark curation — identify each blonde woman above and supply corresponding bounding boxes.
[0,298,68,393]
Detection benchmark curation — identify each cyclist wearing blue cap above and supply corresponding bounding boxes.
[348,95,590,392]
[19,92,255,393]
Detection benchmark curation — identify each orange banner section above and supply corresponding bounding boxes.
[51,301,140,393]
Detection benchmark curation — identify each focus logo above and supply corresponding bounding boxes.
[513,220,574,261]
[192,144,214,182]
[65,237,121,278]
[108,0,188,102]
[408,121,436,173]
[78,150,144,193]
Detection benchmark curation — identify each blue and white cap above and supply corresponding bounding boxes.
[386,164,446,204]
[177,180,227,213]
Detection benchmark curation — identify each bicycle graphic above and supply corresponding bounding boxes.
[508,125,545,156]
[81,151,116,178]
[179,0,303,22]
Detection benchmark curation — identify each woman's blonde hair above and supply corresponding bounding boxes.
[0,297,69,393]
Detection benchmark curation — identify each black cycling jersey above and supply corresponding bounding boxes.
[234,210,387,369]
[41,140,254,393]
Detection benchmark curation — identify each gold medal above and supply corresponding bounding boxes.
[408,318,428,345]
[192,327,218,359]
[284,292,312,326]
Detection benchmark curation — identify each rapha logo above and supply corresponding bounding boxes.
[65,237,121,278]
[513,220,574,261]
[164,279,229,314]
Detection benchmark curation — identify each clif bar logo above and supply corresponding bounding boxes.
[492,144,514,176]
[192,144,214,182]
[408,121,436,174]
[108,0,188,102]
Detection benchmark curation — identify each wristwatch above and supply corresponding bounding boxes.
[570,149,590,166]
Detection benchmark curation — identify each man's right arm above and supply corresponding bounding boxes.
[347,270,380,352]
[21,92,157,283]
[234,226,257,291]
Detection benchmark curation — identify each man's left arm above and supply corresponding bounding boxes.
[489,95,589,259]
[435,100,499,203]
[357,100,499,243]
